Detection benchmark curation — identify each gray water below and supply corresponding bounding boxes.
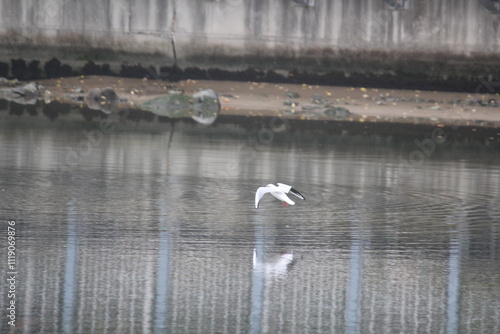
[0,111,499,334]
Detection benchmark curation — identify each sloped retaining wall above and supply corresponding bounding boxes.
[1,0,500,89]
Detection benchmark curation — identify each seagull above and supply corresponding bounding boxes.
[255,183,305,208]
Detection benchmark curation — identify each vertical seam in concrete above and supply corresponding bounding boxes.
[171,0,178,65]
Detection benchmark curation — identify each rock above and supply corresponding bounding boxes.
[141,93,192,117]
[71,87,84,93]
[86,88,101,107]
[70,95,84,102]
[8,82,45,104]
[478,99,498,107]
[312,93,329,105]
[324,106,351,119]
[283,99,299,107]
[100,87,117,101]
[302,103,323,111]
[43,90,53,104]
[192,88,219,106]
[141,89,221,125]
[86,87,118,113]
[286,91,300,98]
[191,89,221,125]
[11,82,44,98]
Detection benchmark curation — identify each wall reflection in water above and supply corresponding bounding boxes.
[0,121,499,334]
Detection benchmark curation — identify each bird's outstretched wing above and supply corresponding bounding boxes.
[278,183,305,200]
[277,183,292,192]
[255,186,272,208]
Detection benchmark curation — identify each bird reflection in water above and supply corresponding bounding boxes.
[253,249,295,280]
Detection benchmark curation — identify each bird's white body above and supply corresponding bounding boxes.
[255,183,305,208]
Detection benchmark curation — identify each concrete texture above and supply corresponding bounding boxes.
[1,1,500,79]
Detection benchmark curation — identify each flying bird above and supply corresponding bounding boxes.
[255,183,305,208]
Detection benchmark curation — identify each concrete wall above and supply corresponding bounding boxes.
[1,0,500,72]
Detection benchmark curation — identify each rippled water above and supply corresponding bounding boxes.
[0,112,499,333]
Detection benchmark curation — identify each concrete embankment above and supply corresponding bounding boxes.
[1,1,500,92]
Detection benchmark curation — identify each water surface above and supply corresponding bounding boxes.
[0,112,499,333]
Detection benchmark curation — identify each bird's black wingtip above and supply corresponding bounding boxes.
[290,187,305,200]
